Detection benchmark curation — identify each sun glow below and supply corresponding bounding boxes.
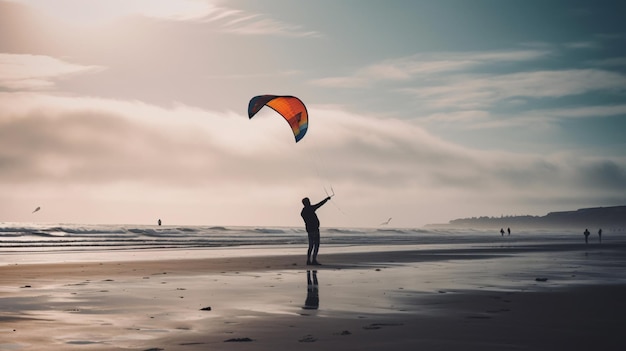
[11,0,217,25]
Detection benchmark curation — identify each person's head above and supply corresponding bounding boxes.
[302,197,311,206]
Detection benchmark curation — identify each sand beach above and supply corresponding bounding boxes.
[1,238,625,351]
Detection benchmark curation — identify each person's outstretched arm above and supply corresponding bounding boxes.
[312,197,331,210]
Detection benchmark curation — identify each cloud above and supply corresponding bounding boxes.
[0,53,103,90]
[576,160,626,190]
[310,49,550,88]
[309,76,367,89]
[403,69,626,110]
[11,0,221,23]
[205,70,300,80]
[540,104,626,119]
[590,57,626,67]
[3,92,624,192]
[0,92,291,185]
[310,47,626,132]
[11,0,320,37]
[421,110,491,124]
[421,103,626,130]
[135,0,220,21]
[217,14,320,37]
[167,3,321,37]
[1,90,624,225]
[564,41,598,49]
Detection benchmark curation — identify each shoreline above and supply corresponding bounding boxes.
[2,241,623,277]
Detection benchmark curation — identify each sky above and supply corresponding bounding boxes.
[0,0,625,228]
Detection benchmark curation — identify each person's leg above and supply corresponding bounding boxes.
[312,242,319,262]
[312,231,321,264]
[307,232,314,264]
[307,242,313,264]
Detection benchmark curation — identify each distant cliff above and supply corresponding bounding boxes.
[427,206,626,229]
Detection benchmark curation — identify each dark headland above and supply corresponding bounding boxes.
[426,205,626,229]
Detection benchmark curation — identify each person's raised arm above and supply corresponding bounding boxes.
[312,197,331,210]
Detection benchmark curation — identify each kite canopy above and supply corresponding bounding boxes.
[248,95,308,142]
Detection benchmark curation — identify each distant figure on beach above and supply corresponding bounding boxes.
[301,196,331,265]
[507,227,511,235]
[584,228,590,244]
[500,228,505,236]
[302,270,319,310]
[158,219,162,226]
[598,228,602,243]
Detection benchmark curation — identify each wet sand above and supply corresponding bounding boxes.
[1,243,625,350]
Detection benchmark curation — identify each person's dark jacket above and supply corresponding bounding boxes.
[301,198,329,232]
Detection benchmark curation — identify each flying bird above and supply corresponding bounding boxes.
[32,206,41,213]
[380,217,392,225]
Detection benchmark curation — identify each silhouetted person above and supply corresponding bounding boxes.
[301,196,331,265]
[584,228,590,244]
[158,219,162,226]
[507,227,511,235]
[302,270,319,310]
[598,228,602,243]
[500,228,505,236]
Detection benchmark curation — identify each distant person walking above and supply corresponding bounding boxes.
[507,227,511,236]
[584,228,590,244]
[500,228,505,236]
[158,219,162,226]
[598,228,602,243]
[301,196,331,265]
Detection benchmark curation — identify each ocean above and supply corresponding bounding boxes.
[0,222,613,253]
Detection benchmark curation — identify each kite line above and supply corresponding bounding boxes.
[247,94,349,217]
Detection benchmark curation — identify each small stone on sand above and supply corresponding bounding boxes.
[224,337,253,342]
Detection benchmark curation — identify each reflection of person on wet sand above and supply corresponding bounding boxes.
[302,270,319,310]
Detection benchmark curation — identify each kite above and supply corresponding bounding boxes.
[32,206,41,213]
[248,95,308,142]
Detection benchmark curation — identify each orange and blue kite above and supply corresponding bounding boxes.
[248,95,308,142]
